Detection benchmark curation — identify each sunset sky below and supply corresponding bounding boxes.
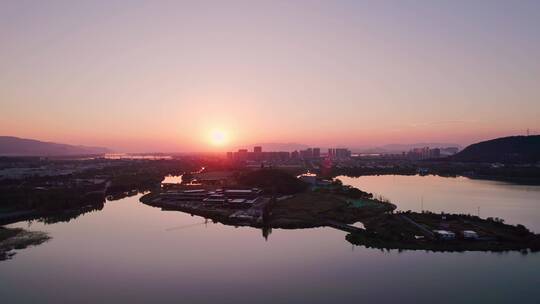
[1,1,539,152]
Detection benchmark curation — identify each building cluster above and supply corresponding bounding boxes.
[294,147,321,160]
[327,148,352,160]
[358,147,459,161]
[406,147,441,160]
[433,229,479,240]
[159,188,262,208]
[227,147,291,162]
[226,146,351,162]
[406,146,459,160]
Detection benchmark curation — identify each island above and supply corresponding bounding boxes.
[141,168,540,252]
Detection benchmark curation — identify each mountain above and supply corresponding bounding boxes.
[452,135,540,163]
[0,136,110,156]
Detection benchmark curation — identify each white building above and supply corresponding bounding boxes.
[462,230,479,239]
[433,230,456,240]
[299,174,317,185]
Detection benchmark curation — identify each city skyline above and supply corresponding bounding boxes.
[1,1,539,152]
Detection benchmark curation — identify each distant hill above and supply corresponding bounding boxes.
[452,135,540,163]
[0,136,110,156]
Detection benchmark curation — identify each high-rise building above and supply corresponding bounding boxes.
[237,149,248,161]
[313,148,320,158]
[299,148,314,160]
[328,148,335,158]
[335,148,351,159]
[226,148,291,162]
[407,147,442,160]
[429,148,441,158]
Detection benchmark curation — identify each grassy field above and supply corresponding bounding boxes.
[274,192,348,213]
[271,191,394,226]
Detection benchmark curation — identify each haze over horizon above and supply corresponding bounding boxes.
[2,1,539,152]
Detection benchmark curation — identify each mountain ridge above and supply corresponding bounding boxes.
[0,136,110,156]
[452,135,540,163]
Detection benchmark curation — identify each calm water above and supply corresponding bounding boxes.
[1,176,540,303]
[339,175,540,232]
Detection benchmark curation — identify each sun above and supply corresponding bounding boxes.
[210,129,227,146]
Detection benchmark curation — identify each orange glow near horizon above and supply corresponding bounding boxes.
[1,2,539,153]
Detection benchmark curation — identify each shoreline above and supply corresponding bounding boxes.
[141,189,540,253]
[140,191,396,230]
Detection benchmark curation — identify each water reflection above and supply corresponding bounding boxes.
[37,201,105,224]
[1,177,540,303]
[262,226,272,240]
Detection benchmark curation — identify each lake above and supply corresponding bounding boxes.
[339,175,540,232]
[1,175,539,303]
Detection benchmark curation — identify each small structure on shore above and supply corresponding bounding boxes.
[462,230,479,239]
[433,230,456,240]
[158,187,262,208]
[298,173,332,186]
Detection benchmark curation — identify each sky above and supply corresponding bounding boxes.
[1,0,539,152]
